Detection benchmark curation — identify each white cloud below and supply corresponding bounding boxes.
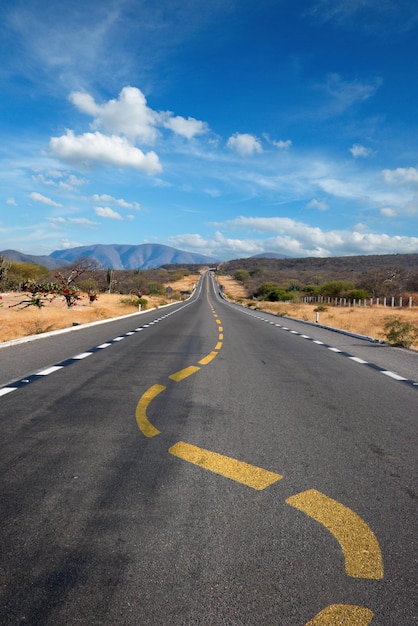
[33,172,86,190]
[29,191,62,207]
[91,194,140,210]
[70,86,209,143]
[382,167,418,184]
[272,139,292,150]
[70,87,159,144]
[307,198,329,211]
[7,198,16,205]
[50,130,162,174]
[68,217,98,226]
[227,133,263,156]
[349,144,373,158]
[209,216,418,257]
[319,73,382,115]
[94,206,123,220]
[380,207,396,217]
[163,115,208,139]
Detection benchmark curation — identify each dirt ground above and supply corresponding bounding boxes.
[216,275,418,350]
[0,274,199,343]
[2,272,418,350]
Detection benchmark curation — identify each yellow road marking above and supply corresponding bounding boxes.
[216,319,221,324]
[135,384,166,437]
[286,489,383,579]
[169,441,283,490]
[305,604,374,625]
[199,351,218,365]
[219,333,223,340]
[215,341,222,350]
[219,326,223,332]
[169,366,200,381]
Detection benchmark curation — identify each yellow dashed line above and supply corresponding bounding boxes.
[216,319,221,324]
[305,604,374,625]
[215,341,222,350]
[135,384,166,437]
[286,489,383,579]
[219,333,224,340]
[169,365,201,381]
[199,351,218,365]
[169,441,283,490]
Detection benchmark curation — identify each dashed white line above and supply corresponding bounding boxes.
[381,371,407,381]
[37,366,64,376]
[349,356,368,364]
[72,352,92,360]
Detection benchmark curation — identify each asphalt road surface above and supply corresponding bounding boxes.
[0,272,417,625]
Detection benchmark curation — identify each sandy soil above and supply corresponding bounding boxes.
[216,275,418,349]
[0,274,199,343]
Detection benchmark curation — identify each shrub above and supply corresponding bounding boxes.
[120,296,148,309]
[383,316,418,348]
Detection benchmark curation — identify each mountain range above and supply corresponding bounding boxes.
[0,244,219,270]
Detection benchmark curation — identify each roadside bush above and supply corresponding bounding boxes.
[383,316,418,348]
[120,296,148,309]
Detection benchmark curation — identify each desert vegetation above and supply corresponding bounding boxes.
[216,257,418,350]
[0,256,200,343]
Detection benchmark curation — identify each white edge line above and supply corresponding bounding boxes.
[0,387,17,396]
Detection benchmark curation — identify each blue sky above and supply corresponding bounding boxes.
[1,0,418,261]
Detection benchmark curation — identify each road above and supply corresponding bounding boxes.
[0,271,416,625]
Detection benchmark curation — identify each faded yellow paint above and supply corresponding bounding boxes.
[135,384,165,437]
[169,441,283,490]
[286,490,383,579]
[169,366,200,381]
[305,604,374,625]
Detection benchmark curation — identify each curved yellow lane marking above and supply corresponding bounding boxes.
[286,489,383,579]
[169,365,200,381]
[199,351,218,365]
[135,384,166,437]
[169,441,282,490]
[305,603,374,625]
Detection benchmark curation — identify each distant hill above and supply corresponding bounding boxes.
[0,249,65,269]
[1,244,219,270]
[250,252,290,259]
[219,253,418,277]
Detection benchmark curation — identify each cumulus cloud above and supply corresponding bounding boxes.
[70,86,208,143]
[162,115,208,139]
[29,192,62,207]
[382,167,418,184]
[50,130,162,174]
[7,198,16,205]
[94,206,123,220]
[307,198,329,211]
[227,133,263,156]
[349,143,373,158]
[204,215,418,257]
[70,87,159,144]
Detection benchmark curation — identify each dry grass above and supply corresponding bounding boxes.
[0,273,200,343]
[217,275,418,349]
